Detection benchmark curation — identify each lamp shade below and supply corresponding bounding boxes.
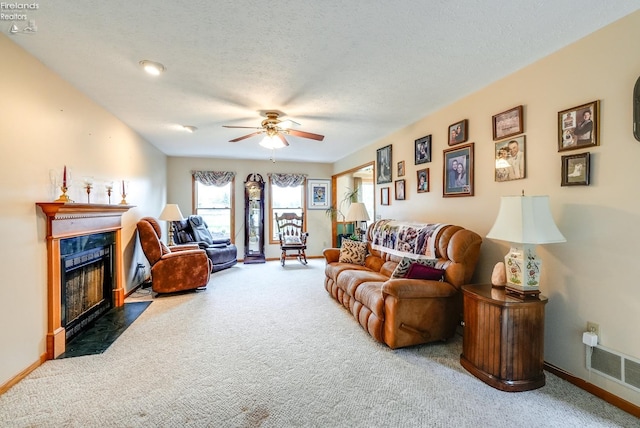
[158,204,184,222]
[345,202,370,222]
[486,195,565,244]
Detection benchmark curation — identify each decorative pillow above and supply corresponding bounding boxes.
[339,239,368,266]
[406,263,445,281]
[391,257,437,278]
[284,236,302,245]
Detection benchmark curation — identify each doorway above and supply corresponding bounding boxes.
[330,162,375,247]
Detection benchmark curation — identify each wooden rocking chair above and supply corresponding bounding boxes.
[275,212,308,266]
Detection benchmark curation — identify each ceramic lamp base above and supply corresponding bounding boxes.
[504,243,542,300]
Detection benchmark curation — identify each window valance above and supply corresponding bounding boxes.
[269,173,307,187]
[192,171,236,186]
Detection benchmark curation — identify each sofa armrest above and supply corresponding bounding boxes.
[211,238,232,245]
[169,244,200,252]
[162,248,205,257]
[382,278,458,299]
[323,248,340,263]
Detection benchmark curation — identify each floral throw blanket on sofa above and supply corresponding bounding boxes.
[370,220,447,260]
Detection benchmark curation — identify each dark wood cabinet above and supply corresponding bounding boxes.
[244,173,265,264]
[460,284,548,392]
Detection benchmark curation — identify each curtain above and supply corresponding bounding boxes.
[269,173,307,187]
[192,170,235,186]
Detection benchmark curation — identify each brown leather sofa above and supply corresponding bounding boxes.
[137,217,212,294]
[324,219,482,349]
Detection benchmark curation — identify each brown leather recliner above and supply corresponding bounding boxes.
[172,215,238,273]
[136,217,212,294]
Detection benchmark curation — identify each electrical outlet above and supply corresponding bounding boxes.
[586,321,599,337]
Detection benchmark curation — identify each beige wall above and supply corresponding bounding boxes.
[0,35,167,387]
[335,11,640,405]
[3,10,640,408]
[167,157,333,259]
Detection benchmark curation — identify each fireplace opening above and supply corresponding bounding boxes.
[60,232,115,341]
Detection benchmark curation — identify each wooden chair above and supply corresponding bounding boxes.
[275,212,308,266]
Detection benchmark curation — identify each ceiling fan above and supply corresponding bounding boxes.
[223,111,325,148]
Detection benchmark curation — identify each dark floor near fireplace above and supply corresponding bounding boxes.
[58,301,152,359]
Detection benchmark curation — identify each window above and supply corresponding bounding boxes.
[269,182,304,242]
[194,179,234,241]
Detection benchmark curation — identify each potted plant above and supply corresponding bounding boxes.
[326,187,360,243]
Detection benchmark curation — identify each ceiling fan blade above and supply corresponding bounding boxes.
[276,133,290,147]
[223,125,262,129]
[229,131,264,142]
[286,129,325,141]
[278,119,301,129]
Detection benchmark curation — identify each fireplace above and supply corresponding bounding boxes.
[36,203,132,359]
[61,232,115,341]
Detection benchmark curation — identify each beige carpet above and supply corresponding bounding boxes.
[0,259,637,427]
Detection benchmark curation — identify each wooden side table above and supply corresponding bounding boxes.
[460,284,548,392]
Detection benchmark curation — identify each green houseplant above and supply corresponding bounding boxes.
[326,187,361,242]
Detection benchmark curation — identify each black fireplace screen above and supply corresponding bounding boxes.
[60,232,115,339]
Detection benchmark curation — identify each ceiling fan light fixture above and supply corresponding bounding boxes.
[139,60,165,76]
[259,135,286,150]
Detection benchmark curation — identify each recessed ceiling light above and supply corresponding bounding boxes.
[139,60,165,76]
[183,125,197,133]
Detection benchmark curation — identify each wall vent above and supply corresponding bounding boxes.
[587,344,640,392]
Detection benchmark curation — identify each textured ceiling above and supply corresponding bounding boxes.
[6,1,639,163]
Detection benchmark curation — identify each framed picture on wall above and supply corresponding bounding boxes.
[380,187,390,205]
[395,179,406,200]
[558,100,599,152]
[561,152,590,186]
[492,105,523,140]
[417,168,429,193]
[443,143,474,197]
[494,135,526,182]
[307,179,331,210]
[376,144,392,184]
[448,119,468,146]
[414,135,431,164]
[397,160,405,177]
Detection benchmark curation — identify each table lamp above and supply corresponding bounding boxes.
[486,195,565,299]
[345,202,370,241]
[159,204,184,246]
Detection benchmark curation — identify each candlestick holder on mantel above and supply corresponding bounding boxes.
[119,180,129,205]
[105,182,114,204]
[54,186,71,203]
[52,166,72,203]
[83,177,94,203]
